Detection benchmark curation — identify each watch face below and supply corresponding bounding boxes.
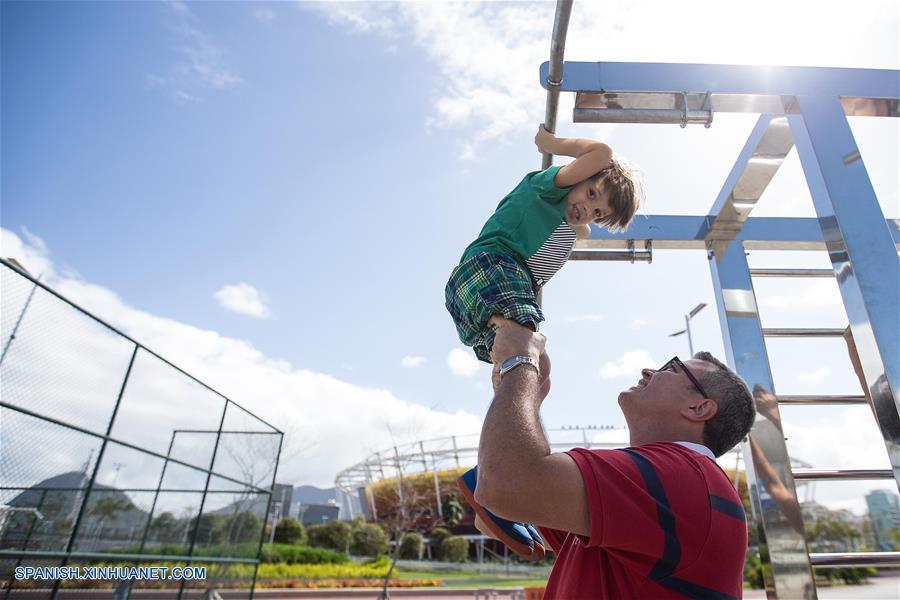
[501,356,520,370]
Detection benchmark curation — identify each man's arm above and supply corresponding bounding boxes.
[474,320,590,536]
[535,125,612,188]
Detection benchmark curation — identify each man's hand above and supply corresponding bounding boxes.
[488,317,551,398]
[534,124,557,156]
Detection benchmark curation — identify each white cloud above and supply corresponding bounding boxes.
[761,279,839,309]
[447,348,481,377]
[630,318,648,329]
[600,350,655,379]
[213,283,272,319]
[797,367,830,384]
[564,313,604,323]
[401,355,426,368]
[2,227,56,279]
[148,1,243,103]
[1,228,482,487]
[253,7,275,23]
[301,1,896,159]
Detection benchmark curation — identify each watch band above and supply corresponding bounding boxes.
[498,355,539,377]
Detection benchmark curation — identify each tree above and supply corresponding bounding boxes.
[273,517,306,545]
[149,512,183,545]
[224,511,262,545]
[441,494,464,528]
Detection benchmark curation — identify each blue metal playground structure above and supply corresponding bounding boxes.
[538,1,899,598]
[2,2,899,599]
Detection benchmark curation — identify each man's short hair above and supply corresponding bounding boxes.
[692,351,755,457]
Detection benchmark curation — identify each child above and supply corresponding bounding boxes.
[446,124,641,559]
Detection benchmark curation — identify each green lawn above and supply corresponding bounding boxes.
[396,569,548,589]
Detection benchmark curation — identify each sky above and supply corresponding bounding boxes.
[2,0,898,516]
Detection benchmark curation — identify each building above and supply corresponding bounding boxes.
[272,483,294,520]
[865,490,900,551]
[298,503,340,527]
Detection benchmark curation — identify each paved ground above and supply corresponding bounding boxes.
[17,576,899,598]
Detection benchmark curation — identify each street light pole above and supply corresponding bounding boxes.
[669,303,707,355]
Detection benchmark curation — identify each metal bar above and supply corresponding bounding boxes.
[579,215,900,251]
[777,395,868,405]
[750,268,834,278]
[809,552,900,567]
[139,432,177,554]
[51,344,139,599]
[0,401,272,495]
[0,550,257,564]
[705,115,794,258]
[788,93,900,489]
[541,0,573,169]
[3,489,48,600]
[181,399,229,585]
[762,328,846,337]
[539,61,900,102]
[792,469,893,481]
[569,249,652,262]
[0,259,280,434]
[0,486,260,494]
[707,243,814,597]
[0,278,39,366]
[573,107,713,125]
[250,429,282,600]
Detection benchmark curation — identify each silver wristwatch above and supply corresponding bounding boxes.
[498,354,539,377]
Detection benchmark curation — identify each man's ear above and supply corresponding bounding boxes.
[680,398,718,422]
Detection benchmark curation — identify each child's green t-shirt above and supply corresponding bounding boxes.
[461,166,572,279]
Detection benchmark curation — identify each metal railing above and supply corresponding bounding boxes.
[0,259,283,599]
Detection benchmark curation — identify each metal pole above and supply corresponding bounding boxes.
[50,345,139,599]
[250,427,283,600]
[138,431,177,554]
[0,278,39,366]
[179,399,229,599]
[542,0,574,169]
[685,314,695,356]
[3,490,48,600]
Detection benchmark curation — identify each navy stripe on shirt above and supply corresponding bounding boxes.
[620,448,739,600]
[710,494,747,522]
[620,449,681,579]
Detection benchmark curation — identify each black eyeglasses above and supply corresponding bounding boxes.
[657,356,708,399]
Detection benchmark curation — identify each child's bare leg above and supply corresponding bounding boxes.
[488,315,536,331]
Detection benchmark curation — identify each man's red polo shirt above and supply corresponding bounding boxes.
[538,442,747,599]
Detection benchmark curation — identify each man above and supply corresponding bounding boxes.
[474,319,755,599]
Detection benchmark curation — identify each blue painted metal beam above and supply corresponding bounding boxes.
[540,62,900,99]
[577,215,900,250]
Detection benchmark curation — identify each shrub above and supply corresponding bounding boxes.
[439,535,468,562]
[350,523,389,556]
[307,520,351,552]
[273,517,306,546]
[428,527,451,558]
[398,532,423,559]
[261,544,348,565]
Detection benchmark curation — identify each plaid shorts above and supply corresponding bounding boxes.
[445,252,544,363]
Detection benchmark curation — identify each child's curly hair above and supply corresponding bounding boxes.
[591,157,643,233]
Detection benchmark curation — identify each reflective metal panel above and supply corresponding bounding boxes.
[708,243,816,599]
[788,94,900,488]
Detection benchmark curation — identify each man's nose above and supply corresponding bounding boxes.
[641,367,654,378]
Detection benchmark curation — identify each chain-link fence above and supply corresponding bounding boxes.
[0,259,283,599]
